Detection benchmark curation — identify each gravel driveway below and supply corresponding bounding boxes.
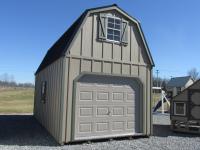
[0,114,200,150]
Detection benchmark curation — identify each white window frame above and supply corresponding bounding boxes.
[106,15,122,43]
[174,102,186,116]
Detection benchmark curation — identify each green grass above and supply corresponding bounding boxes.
[0,87,34,113]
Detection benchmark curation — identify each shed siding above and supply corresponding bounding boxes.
[64,10,152,142]
[34,58,64,143]
[69,13,150,65]
[64,57,151,142]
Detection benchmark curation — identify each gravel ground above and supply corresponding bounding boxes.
[0,114,200,150]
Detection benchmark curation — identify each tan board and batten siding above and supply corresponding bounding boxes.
[34,7,153,144]
[34,58,64,141]
[67,11,152,140]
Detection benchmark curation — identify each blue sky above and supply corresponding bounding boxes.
[0,0,200,83]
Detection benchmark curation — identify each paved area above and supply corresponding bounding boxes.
[0,114,199,150]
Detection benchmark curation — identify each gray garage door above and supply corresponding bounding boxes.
[73,75,140,141]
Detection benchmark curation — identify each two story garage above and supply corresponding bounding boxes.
[34,4,154,144]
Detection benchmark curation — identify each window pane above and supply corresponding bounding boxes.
[106,17,122,42]
[114,36,120,41]
[107,28,114,34]
[108,18,114,23]
[115,19,121,25]
[175,103,185,115]
[114,30,120,36]
[115,24,121,30]
[107,34,113,40]
[108,23,114,28]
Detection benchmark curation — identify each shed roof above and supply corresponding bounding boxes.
[35,4,154,74]
[166,76,192,87]
[172,79,200,100]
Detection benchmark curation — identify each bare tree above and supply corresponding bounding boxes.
[187,68,199,81]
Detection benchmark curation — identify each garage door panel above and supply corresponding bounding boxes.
[79,107,93,117]
[79,91,93,101]
[127,107,135,115]
[112,121,124,131]
[112,107,124,116]
[97,92,109,101]
[74,79,138,140]
[127,120,135,129]
[96,107,109,116]
[96,122,109,132]
[79,122,92,133]
[112,92,124,101]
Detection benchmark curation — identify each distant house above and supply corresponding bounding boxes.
[166,76,194,97]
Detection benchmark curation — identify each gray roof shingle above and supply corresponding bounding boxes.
[166,76,192,87]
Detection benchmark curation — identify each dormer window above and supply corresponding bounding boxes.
[107,17,121,42]
[98,13,128,45]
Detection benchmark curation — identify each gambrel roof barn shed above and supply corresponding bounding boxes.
[34,4,154,144]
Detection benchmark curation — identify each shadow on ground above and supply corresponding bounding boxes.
[153,124,199,138]
[0,115,59,146]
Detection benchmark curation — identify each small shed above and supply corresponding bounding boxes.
[166,76,194,98]
[171,79,200,133]
[34,4,154,144]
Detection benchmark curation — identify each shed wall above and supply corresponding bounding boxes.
[64,11,152,142]
[34,58,64,143]
[171,80,200,121]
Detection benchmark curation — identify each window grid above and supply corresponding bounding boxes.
[106,17,121,42]
[174,102,186,116]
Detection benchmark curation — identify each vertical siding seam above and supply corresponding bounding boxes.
[91,15,94,57]
[51,62,55,137]
[44,67,48,131]
[80,59,82,73]
[80,29,83,56]
[138,45,141,63]
[54,61,59,139]
[150,68,152,134]
[146,67,148,135]
[51,62,55,138]
[138,65,140,76]
[121,45,123,61]
[65,57,71,141]
[59,57,67,143]
[111,43,114,59]
[111,62,114,74]
[120,63,122,74]
[56,60,61,140]
[101,61,104,73]
[130,25,132,62]
[91,60,93,72]
[102,43,104,58]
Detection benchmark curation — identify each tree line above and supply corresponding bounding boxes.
[0,73,34,88]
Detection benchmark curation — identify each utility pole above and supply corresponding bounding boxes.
[156,70,159,87]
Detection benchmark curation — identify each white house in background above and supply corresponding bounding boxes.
[166,76,194,97]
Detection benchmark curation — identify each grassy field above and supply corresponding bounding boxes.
[0,87,34,113]
[0,87,166,114]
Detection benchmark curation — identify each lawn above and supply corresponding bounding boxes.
[0,87,165,114]
[0,87,34,113]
